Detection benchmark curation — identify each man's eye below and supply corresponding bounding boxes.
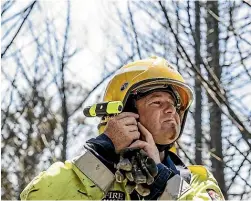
[152,101,161,105]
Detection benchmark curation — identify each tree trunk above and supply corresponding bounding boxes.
[206,1,227,198]
[194,1,202,165]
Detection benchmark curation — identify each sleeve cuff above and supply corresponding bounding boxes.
[87,133,115,152]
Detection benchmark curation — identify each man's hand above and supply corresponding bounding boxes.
[129,122,161,164]
[104,112,140,153]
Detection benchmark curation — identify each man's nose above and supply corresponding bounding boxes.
[163,102,176,114]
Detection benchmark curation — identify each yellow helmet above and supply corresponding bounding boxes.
[98,56,194,141]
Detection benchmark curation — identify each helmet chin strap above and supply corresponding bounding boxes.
[156,143,174,152]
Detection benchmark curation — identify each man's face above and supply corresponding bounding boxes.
[136,91,181,144]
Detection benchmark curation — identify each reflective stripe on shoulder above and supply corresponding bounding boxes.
[72,149,115,193]
[188,165,208,180]
[159,174,191,200]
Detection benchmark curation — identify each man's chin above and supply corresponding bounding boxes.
[154,132,178,145]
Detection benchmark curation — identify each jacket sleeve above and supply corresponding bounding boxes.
[20,161,91,200]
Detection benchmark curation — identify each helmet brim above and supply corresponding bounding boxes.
[123,78,194,111]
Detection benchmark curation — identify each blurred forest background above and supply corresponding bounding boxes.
[1,0,251,200]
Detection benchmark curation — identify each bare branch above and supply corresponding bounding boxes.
[127,1,142,59]
[1,1,36,58]
[243,0,251,7]
[1,0,15,16]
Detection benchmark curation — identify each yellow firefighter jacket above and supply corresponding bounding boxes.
[21,149,225,200]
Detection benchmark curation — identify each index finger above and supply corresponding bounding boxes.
[116,112,139,120]
[138,122,155,145]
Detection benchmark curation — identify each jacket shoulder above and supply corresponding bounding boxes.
[20,161,90,200]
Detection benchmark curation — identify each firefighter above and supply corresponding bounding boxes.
[21,56,225,200]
